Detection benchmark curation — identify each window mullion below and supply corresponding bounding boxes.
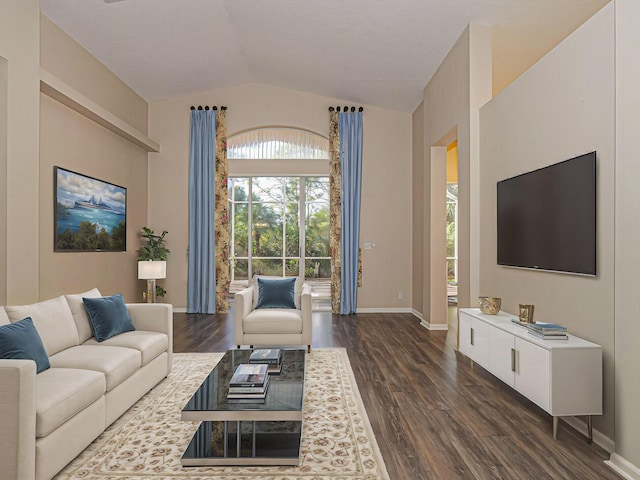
[248,177,253,280]
[300,177,306,280]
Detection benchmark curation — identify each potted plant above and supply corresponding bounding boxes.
[138,227,170,301]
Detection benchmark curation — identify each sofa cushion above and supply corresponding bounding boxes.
[243,308,303,334]
[35,367,105,438]
[82,331,168,366]
[256,277,297,309]
[4,296,79,356]
[65,288,102,343]
[252,275,303,309]
[0,307,9,326]
[49,345,140,391]
[82,293,135,342]
[0,317,51,373]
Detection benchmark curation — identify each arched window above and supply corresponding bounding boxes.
[228,127,328,160]
[227,128,330,304]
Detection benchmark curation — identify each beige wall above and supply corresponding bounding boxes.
[39,16,150,302]
[0,0,40,304]
[412,102,424,313]
[479,4,615,439]
[614,0,640,470]
[40,16,148,134]
[418,24,492,325]
[148,83,412,310]
[0,57,7,305]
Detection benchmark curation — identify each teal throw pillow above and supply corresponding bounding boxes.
[82,293,135,342]
[0,317,50,373]
[256,277,297,309]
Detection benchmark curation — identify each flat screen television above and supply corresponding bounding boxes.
[496,151,596,276]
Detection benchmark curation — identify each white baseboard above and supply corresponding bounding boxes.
[175,306,421,315]
[605,453,640,480]
[411,308,449,330]
[355,307,413,314]
[560,416,614,453]
[419,319,449,331]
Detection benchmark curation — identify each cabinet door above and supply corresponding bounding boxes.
[459,312,473,358]
[489,327,515,387]
[472,319,491,369]
[458,312,490,368]
[514,338,550,412]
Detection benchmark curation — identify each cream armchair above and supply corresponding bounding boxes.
[234,282,312,353]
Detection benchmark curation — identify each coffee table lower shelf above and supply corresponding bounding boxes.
[181,420,302,466]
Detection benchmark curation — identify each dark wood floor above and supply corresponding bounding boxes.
[173,307,620,480]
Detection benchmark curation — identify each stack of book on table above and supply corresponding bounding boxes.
[249,348,283,374]
[524,322,568,340]
[227,363,270,403]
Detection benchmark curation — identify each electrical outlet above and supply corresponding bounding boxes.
[397,291,404,300]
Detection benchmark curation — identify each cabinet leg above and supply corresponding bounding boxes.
[553,416,559,439]
[587,415,593,444]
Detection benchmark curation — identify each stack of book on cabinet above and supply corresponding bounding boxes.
[227,363,270,403]
[525,322,568,340]
[249,348,283,374]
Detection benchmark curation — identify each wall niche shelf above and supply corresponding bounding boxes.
[40,69,160,153]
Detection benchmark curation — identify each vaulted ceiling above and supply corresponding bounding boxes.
[40,0,609,113]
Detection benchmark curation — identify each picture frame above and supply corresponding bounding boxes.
[54,166,127,252]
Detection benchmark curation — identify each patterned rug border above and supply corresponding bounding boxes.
[55,348,390,480]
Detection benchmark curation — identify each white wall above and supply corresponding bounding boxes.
[418,24,492,327]
[412,102,424,313]
[0,0,40,304]
[479,4,615,439]
[613,0,640,473]
[0,57,7,305]
[148,83,412,310]
[39,16,150,302]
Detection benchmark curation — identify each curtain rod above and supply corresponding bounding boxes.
[190,105,227,111]
[328,106,364,112]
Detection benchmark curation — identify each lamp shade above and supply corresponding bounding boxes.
[138,260,166,280]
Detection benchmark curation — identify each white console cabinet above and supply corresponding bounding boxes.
[458,308,602,441]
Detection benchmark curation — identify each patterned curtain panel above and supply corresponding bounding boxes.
[214,110,230,313]
[329,108,363,315]
[187,110,217,313]
[329,111,342,314]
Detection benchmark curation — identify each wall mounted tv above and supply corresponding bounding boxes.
[497,151,596,276]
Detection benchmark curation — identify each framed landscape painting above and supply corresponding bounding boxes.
[54,167,127,252]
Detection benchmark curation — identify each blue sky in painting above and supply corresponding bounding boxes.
[56,168,126,215]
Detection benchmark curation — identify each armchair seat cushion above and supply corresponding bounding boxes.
[49,345,140,391]
[36,367,105,438]
[243,309,303,334]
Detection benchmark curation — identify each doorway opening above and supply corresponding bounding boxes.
[446,140,458,306]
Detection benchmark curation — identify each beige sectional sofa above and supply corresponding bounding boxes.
[0,289,173,480]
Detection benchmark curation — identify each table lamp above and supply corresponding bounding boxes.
[138,260,166,303]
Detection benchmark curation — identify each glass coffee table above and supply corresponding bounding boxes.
[181,349,306,466]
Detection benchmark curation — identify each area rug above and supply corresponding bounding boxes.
[56,348,390,479]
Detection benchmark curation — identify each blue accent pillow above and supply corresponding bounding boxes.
[82,293,135,342]
[0,317,50,373]
[255,277,297,309]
